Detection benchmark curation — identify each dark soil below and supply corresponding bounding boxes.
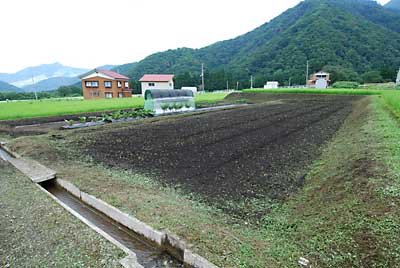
[0,109,139,137]
[79,93,362,214]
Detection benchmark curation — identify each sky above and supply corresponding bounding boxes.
[0,0,391,73]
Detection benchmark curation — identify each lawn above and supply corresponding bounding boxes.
[0,92,229,120]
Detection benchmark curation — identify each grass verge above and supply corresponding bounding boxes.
[243,88,390,95]
[256,96,400,267]
[0,160,123,267]
[383,91,400,119]
[7,95,400,267]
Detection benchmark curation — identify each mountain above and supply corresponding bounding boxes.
[96,64,117,71]
[22,76,80,92]
[111,62,137,75]
[386,0,400,10]
[0,81,22,92]
[117,0,400,88]
[0,63,89,88]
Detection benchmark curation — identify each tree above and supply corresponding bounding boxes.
[56,86,82,97]
[322,65,359,83]
[361,71,383,83]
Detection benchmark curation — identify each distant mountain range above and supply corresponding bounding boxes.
[22,76,81,92]
[0,63,116,92]
[3,0,400,93]
[386,0,400,10]
[114,0,400,88]
[0,81,22,92]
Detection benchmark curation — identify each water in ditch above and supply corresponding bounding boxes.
[41,180,184,268]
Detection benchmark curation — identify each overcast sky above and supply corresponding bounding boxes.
[0,0,391,73]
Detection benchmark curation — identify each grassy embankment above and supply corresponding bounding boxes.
[0,161,123,267]
[8,91,400,267]
[0,92,229,121]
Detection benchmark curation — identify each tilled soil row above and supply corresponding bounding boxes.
[81,94,362,216]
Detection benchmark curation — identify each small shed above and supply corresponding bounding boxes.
[144,89,195,115]
[264,81,279,89]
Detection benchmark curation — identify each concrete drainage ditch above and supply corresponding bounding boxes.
[0,144,218,268]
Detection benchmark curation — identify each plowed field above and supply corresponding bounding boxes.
[83,94,362,213]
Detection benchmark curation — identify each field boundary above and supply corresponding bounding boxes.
[243,88,387,96]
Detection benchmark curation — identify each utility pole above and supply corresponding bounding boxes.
[306,60,309,87]
[226,80,229,90]
[32,76,38,100]
[236,81,239,90]
[250,75,253,89]
[201,63,205,91]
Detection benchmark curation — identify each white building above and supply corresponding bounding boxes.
[264,81,279,89]
[181,86,197,93]
[139,74,174,96]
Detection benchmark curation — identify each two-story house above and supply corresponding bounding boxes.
[80,69,132,99]
[308,71,331,89]
[139,74,174,96]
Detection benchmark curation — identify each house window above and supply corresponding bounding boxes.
[169,83,172,87]
[118,93,123,98]
[117,81,122,88]
[148,82,155,87]
[104,81,112,88]
[85,81,99,88]
[124,82,129,88]
[89,91,100,97]
[105,92,113,99]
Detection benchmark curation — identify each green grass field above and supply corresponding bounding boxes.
[1,89,398,121]
[383,91,400,119]
[243,88,389,95]
[0,92,230,120]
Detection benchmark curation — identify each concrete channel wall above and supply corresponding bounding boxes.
[0,143,218,268]
[57,178,218,268]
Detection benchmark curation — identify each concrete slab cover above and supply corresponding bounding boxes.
[9,157,56,183]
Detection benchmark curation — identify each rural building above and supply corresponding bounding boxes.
[181,86,198,93]
[264,81,279,89]
[80,69,132,100]
[139,74,174,96]
[308,71,330,89]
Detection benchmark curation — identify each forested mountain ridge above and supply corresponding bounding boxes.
[116,0,400,90]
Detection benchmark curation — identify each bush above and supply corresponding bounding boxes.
[332,81,360,89]
[361,71,383,83]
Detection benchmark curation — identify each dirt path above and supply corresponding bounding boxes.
[80,94,362,214]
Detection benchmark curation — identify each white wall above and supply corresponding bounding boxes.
[141,81,174,95]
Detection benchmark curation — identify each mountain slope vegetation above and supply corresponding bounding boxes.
[118,0,400,90]
[0,81,22,92]
[22,76,80,92]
